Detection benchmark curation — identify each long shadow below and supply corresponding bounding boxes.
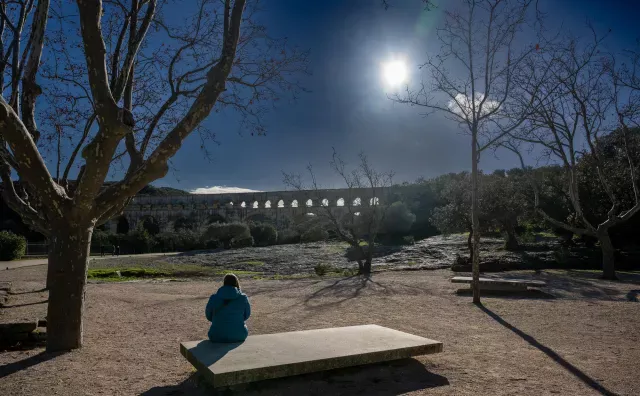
[140,358,449,396]
[302,275,392,311]
[478,304,620,396]
[0,351,65,379]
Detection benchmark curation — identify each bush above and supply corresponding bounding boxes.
[301,226,329,243]
[383,201,416,235]
[125,229,156,254]
[230,236,254,248]
[314,263,333,276]
[0,231,26,260]
[250,223,278,247]
[205,222,251,248]
[277,229,301,244]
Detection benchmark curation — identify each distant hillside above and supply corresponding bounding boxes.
[137,185,191,196]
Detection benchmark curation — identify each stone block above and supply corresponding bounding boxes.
[0,320,39,334]
[451,276,546,291]
[180,324,442,388]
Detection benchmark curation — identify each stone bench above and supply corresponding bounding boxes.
[451,276,547,291]
[180,324,443,388]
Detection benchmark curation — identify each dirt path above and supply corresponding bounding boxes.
[1,265,639,395]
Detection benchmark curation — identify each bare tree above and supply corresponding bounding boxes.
[0,0,308,351]
[390,0,540,303]
[283,150,394,276]
[506,31,640,280]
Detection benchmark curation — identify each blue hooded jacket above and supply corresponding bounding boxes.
[205,285,251,343]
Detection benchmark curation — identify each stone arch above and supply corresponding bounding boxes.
[116,216,130,234]
[140,215,160,235]
[305,199,313,207]
[277,199,285,208]
[246,212,273,225]
[353,197,362,206]
[337,198,345,206]
[321,198,329,207]
[208,213,226,224]
[292,199,299,208]
[265,200,271,208]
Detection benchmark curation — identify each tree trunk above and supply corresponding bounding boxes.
[597,229,617,280]
[471,130,481,304]
[46,223,93,352]
[504,222,519,251]
[467,228,473,258]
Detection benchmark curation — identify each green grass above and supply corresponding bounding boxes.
[233,261,265,266]
[88,264,262,282]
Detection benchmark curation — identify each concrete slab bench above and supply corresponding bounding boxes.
[180,324,443,388]
[451,276,547,291]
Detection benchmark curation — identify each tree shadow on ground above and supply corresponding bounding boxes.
[478,304,620,396]
[465,271,639,301]
[0,351,65,379]
[302,276,394,311]
[139,358,449,396]
[537,271,639,301]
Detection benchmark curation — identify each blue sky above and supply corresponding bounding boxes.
[41,0,640,193]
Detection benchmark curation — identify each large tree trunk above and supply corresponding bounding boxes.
[597,229,617,280]
[46,223,93,352]
[471,131,481,304]
[467,228,473,258]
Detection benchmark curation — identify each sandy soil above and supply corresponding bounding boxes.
[1,264,639,396]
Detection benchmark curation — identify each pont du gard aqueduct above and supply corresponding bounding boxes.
[106,186,415,233]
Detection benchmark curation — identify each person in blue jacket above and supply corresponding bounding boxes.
[205,273,251,343]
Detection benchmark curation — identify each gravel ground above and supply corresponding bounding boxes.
[86,235,531,276]
[1,263,639,396]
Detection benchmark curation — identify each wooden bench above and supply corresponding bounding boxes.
[451,276,547,291]
[180,324,443,387]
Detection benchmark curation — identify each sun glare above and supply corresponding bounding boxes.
[382,60,407,86]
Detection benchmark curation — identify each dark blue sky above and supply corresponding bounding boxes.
[149,0,640,192]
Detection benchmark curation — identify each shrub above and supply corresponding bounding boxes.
[382,201,416,235]
[314,263,333,276]
[205,222,251,248]
[92,229,111,247]
[125,229,156,254]
[230,236,254,248]
[0,231,26,260]
[277,229,301,244]
[250,223,278,246]
[301,226,329,243]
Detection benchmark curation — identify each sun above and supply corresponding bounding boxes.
[382,60,407,86]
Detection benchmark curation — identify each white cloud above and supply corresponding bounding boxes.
[448,93,499,118]
[190,186,261,194]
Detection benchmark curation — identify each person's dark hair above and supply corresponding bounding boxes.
[223,273,240,288]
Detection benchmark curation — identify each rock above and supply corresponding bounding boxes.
[0,320,39,334]
[0,281,11,292]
